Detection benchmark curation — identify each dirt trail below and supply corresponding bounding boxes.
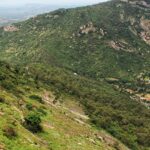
[42,91,89,121]
[42,91,129,150]
[12,106,24,122]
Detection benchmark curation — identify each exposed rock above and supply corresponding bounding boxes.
[125,89,135,94]
[99,28,105,36]
[140,18,150,45]
[76,22,106,38]
[3,25,19,32]
[140,18,150,31]
[109,40,135,52]
[121,0,150,8]
[141,32,150,44]
[53,15,59,19]
[79,22,96,35]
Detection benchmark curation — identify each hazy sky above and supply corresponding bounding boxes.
[0,0,109,6]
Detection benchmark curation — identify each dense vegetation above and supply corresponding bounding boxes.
[26,63,150,150]
[0,0,150,149]
[0,0,150,81]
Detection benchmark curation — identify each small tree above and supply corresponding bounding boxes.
[24,112,42,133]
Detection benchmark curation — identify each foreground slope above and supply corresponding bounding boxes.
[0,62,129,150]
[0,0,150,149]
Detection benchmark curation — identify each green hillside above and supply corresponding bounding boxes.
[0,0,150,80]
[0,61,129,150]
[0,0,150,149]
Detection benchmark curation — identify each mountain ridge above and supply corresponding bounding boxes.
[0,0,150,80]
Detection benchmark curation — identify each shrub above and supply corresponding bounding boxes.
[24,112,42,133]
[1,80,14,90]
[26,103,33,110]
[29,95,43,103]
[36,107,47,116]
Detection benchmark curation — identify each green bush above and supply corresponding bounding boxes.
[26,103,33,110]
[36,107,47,116]
[24,112,42,133]
[29,95,43,103]
[1,80,14,91]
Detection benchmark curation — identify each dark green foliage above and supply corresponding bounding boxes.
[1,80,15,90]
[29,95,43,103]
[24,112,42,133]
[26,103,33,110]
[36,107,47,116]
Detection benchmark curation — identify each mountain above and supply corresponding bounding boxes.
[0,0,150,149]
[0,0,150,80]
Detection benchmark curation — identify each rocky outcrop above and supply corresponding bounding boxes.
[75,22,106,38]
[109,40,135,52]
[140,18,150,45]
[79,22,96,35]
[121,0,150,8]
[3,25,19,32]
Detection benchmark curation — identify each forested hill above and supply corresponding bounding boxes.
[0,0,150,80]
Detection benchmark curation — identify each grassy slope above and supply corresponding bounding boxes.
[0,62,127,150]
[28,63,150,150]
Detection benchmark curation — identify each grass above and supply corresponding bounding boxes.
[0,86,121,150]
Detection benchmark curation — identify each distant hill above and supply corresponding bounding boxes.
[0,0,150,80]
[0,0,150,149]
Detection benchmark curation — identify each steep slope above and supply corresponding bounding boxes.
[0,0,150,150]
[1,61,149,150]
[0,61,129,150]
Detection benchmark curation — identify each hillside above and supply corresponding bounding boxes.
[0,61,129,150]
[0,0,150,80]
[0,0,150,149]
